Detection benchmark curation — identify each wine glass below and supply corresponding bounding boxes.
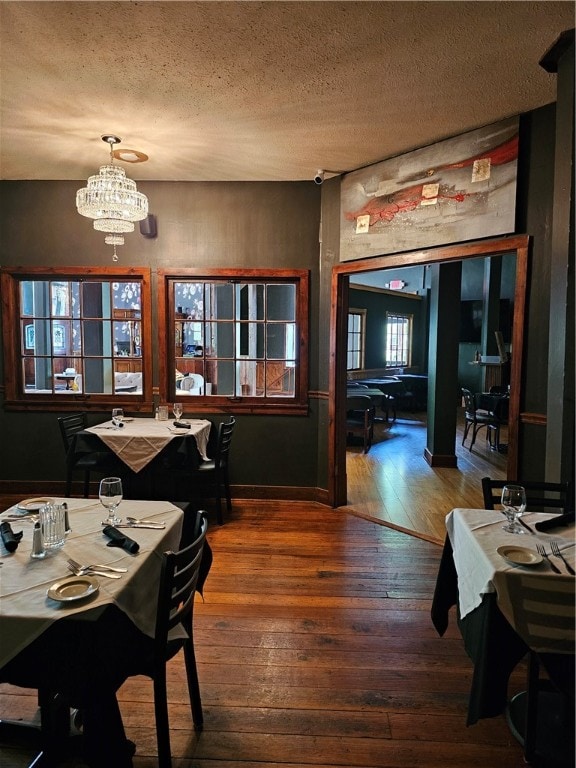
[99,477,123,526]
[111,407,124,428]
[501,484,527,534]
[173,402,183,421]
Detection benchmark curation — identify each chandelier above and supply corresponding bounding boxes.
[76,135,148,261]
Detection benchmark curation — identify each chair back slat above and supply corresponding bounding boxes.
[482,477,573,514]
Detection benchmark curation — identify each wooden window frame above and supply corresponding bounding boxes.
[158,268,310,415]
[346,309,366,371]
[1,266,153,412]
[385,312,413,368]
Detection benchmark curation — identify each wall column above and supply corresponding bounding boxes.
[540,31,575,489]
[424,261,462,467]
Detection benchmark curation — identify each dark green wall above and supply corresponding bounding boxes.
[348,288,426,371]
[0,181,323,491]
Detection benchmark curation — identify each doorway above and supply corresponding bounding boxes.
[328,235,529,509]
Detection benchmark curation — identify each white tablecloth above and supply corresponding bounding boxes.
[0,498,184,668]
[446,508,575,653]
[87,417,211,472]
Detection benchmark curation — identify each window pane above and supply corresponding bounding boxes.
[236,283,264,321]
[266,284,295,321]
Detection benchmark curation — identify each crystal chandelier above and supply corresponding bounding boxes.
[76,135,148,261]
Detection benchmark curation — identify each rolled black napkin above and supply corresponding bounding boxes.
[173,420,190,429]
[534,511,575,532]
[0,521,24,553]
[102,525,139,554]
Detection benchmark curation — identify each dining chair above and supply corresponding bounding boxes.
[133,510,209,768]
[190,417,236,525]
[58,413,123,497]
[481,476,573,514]
[461,388,495,451]
[345,394,374,454]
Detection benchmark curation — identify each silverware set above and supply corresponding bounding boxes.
[535,543,575,575]
[67,557,127,579]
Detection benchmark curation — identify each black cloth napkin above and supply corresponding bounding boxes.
[534,511,575,532]
[102,525,139,554]
[0,521,24,553]
[173,420,190,429]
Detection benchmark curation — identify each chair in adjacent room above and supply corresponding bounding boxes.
[461,388,496,451]
[345,394,375,454]
[58,413,123,497]
[481,477,573,514]
[130,510,209,768]
[190,417,236,525]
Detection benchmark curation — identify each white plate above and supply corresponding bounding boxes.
[497,545,543,567]
[16,497,54,514]
[47,575,100,602]
[170,427,190,434]
[123,417,134,422]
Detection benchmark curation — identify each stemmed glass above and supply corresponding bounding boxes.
[111,407,124,428]
[501,484,527,534]
[173,402,183,421]
[99,477,123,526]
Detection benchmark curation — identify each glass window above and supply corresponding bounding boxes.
[385,313,412,368]
[347,309,366,371]
[161,270,309,414]
[1,267,152,409]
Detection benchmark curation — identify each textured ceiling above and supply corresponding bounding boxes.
[0,1,573,182]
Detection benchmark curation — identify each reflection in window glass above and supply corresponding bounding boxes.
[18,278,144,396]
[173,278,300,399]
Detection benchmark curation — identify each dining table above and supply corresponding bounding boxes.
[79,416,212,499]
[431,507,575,767]
[0,496,185,766]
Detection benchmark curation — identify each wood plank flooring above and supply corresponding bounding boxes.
[0,497,526,768]
[343,409,508,544]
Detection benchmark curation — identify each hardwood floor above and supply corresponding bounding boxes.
[343,408,508,544]
[1,496,526,768]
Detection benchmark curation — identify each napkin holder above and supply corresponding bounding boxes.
[102,525,140,554]
[1,521,24,553]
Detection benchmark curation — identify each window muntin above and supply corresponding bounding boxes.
[385,312,412,368]
[1,267,152,409]
[347,309,366,371]
[163,269,309,413]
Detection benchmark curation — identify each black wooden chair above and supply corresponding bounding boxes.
[345,394,375,454]
[481,477,573,514]
[128,510,209,768]
[461,388,495,451]
[58,413,122,497]
[190,417,236,525]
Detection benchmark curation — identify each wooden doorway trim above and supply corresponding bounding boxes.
[328,234,530,507]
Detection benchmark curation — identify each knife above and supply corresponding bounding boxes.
[112,523,166,529]
[517,517,535,535]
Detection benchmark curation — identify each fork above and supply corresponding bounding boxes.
[67,562,122,579]
[536,544,562,574]
[67,557,127,574]
[550,541,575,575]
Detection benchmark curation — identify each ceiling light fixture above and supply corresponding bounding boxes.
[76,134,148,261]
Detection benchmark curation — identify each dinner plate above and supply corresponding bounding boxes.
[47,575,100,602]
[169,428,190,435]
[497,545,543,567]
[16,497,54,514]
[123,417,134,422]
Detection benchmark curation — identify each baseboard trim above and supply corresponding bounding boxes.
[0,481,331,506]
[423,448,458,468]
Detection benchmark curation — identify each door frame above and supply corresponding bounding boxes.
[328,234,530,507]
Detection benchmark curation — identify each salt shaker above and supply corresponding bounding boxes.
[31,521,46,559]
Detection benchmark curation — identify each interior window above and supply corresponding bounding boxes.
[160,269,309,414]
[1,267,152,410]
